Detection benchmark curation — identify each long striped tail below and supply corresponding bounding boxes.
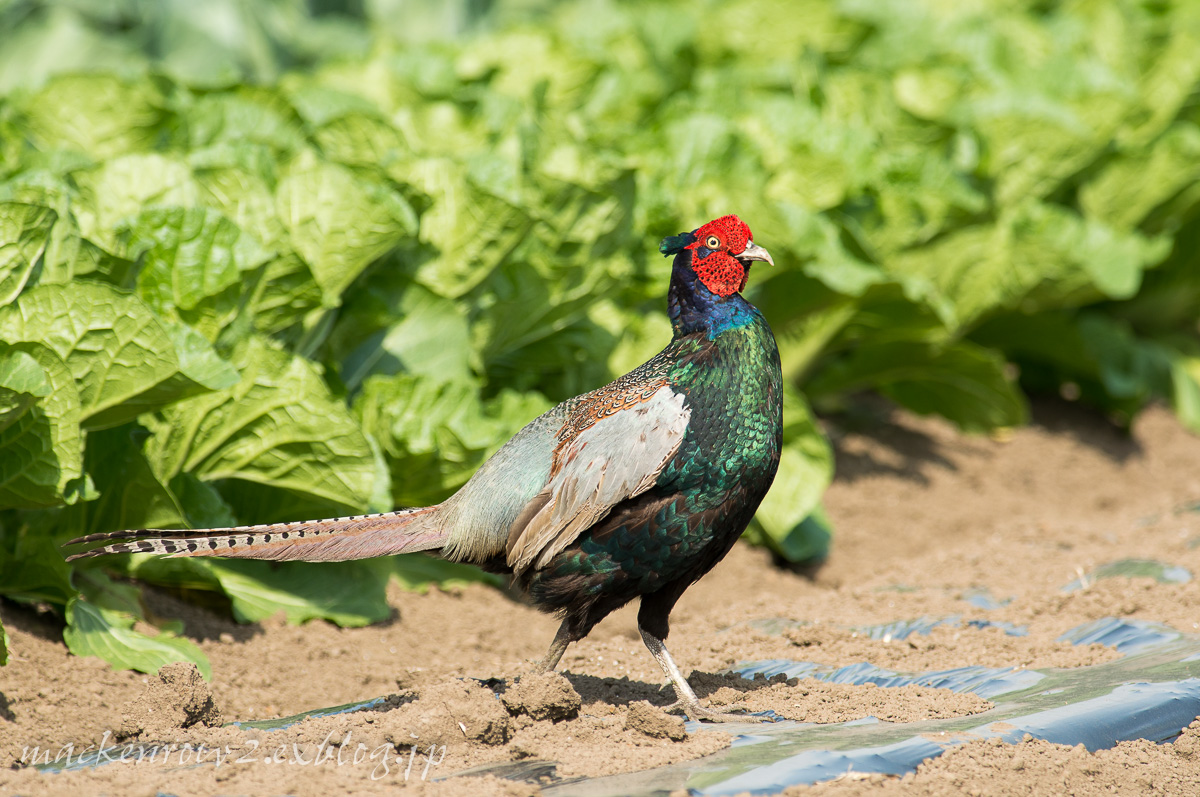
[64,506,447,563]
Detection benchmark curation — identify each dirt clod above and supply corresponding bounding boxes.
[501,672,581,721]
[379,680,512,748]
[118,662,222,740]
[625,700,687,740]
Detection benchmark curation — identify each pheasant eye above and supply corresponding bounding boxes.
[705,235,721,249]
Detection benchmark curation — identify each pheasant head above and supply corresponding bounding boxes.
[660,214,774,296]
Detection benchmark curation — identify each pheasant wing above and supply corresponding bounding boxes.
[505,384,690,574]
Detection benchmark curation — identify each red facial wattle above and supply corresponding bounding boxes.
[684,215,771,297]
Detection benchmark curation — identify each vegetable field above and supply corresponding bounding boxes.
[1,0,1199,678]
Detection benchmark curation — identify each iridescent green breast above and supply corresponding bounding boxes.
[659,311,783,504]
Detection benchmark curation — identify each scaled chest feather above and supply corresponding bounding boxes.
[660,319,783,497]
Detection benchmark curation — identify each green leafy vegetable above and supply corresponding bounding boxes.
[0,202,56,304]
[809,340,1029,433]
[123,556,395,627]
[1170,353,1200,434]
[0,348,49,434]
[748,389,834,563]
[356,372,549,507]
[116,551,498,627]
[21,75,163,161]
[63,597,212,680]
[0,344,86,508]
[142,336,389,518]
[0,523,76,605]
[127,206,273,316]
[390,554,505,593]
[0,282,238,430]
[276,153,417,303]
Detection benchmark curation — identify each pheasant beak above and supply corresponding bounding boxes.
[737,241,774,268]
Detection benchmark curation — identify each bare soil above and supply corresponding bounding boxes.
[3,397,1200,796]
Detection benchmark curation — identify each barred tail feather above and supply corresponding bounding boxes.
[64,506,446,563]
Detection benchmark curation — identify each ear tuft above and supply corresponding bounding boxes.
[659,231,695,256]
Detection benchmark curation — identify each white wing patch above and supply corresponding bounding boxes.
[506,386,690,574]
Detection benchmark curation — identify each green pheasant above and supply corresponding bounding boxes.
[69,214,783,721]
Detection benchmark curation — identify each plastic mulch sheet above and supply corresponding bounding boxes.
[530,615,1200,796]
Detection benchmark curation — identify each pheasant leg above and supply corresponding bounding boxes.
[535,619,572,673]
[639,626,768,723]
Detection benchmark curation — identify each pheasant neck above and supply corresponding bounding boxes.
[668,254,758,339]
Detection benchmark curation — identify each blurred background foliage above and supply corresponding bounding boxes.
[0,0,1198,675]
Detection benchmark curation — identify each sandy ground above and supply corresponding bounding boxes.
[2,397,1199,795]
